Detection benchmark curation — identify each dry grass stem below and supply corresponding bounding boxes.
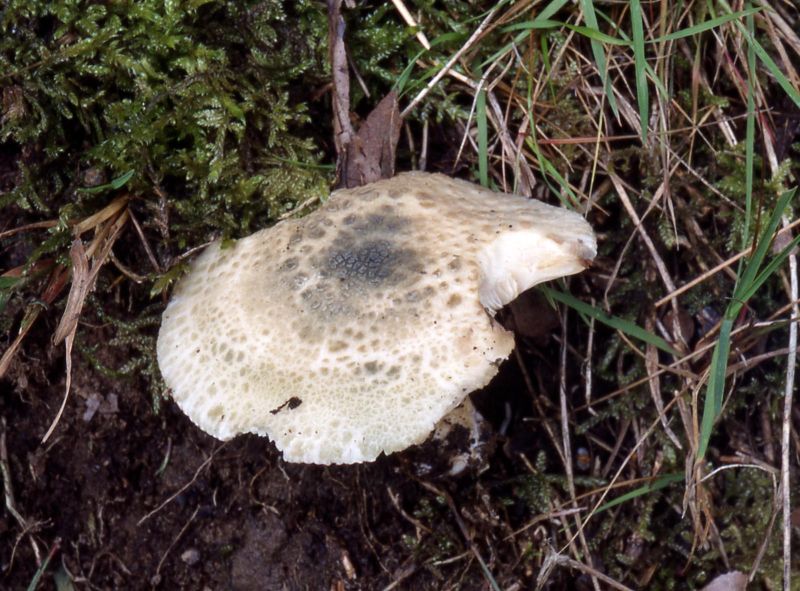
[401,4,502,118]
[137,443,227,526]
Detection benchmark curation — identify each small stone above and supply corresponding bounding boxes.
[82,394,102,423]
[181,548,201,566]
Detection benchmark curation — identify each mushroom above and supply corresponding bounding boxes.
[157,172,596,464]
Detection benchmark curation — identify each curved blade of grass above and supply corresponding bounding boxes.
[396,30,474,95]
[503,20,629,46]
[596,472,684,513]
[697,187,798,459]
[739,26,800,107]
[0,275,23,314]
[482,0,572,68]
[538,0,571,22]
[476,80,488,187]
[524,136,576,207]
[740,233,800,303]
[500,20,563,33]
[655,7,762,42]
[394,48,427,96]
[742,6,756,253]
[78,169,134,194]
[698,317,734,459]
[718,0,800,107]
[26,541,58,591]
[460,0,514,25]
[594,9,669,102]
[540,286,680,356]
[734,189,797,303]
[524,89,578,207]
[580,0,619,118]
[498,0,588,33]
[629,0,648,142]
[481,30,528,68]
[541,35,556,100]
[0,276,23,289]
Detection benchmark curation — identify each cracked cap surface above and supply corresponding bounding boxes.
[157,172,596,464]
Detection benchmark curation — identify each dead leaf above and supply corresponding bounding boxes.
[327,0,401,188]
[44,210,129,443]
[343,91,401,187]
[53,239,90,346]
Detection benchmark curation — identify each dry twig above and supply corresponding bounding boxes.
[138,442,227,526]
[401,3,502,118]
[1,418,43,568]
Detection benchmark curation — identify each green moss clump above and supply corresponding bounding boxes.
[1,0,331,250]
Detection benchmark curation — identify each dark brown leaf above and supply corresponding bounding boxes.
[343,91,401,188]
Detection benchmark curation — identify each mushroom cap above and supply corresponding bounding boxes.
[157,172,596,464]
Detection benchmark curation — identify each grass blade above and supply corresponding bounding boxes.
[697,317,734,459]
[540,286,680,356]
[629,0,648,142]
[537,0,571,22]
[483,0,573,68]
[742,5,756,252]
[393,48,428,96]
[697,188,798,459]
[524,88,578,207]
[580,0,619,118]
[656,8,761,42]
[593,8,670,101]
[500,21,629,45]
[717,0,800,107]
[596,473,684,513]
[741,30,800,107]
[476,81,488,187]
[734,189,797,304]
[740,233,800,303]
[524,136,577,208]
[78,169,134,194]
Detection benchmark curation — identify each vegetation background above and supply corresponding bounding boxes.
[1,0,800,589]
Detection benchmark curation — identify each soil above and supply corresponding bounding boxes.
[0,290,588,590]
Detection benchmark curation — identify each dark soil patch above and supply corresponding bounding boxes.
[1,296,582,590]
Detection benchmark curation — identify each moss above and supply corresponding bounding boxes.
[2,0,331,252]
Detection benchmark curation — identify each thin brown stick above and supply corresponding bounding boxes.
[417,480,500,590]
[128,209,162,274]
[0,220,58,239]
[655,217,800,308]
[389,0,430,49]
[780,243,797,590]
[1,418,43,567]
[327,0,354,173]
[387,487,432,536]
[137,443,227,526]
[608,172,677,294]
[43,211,129,444]
[505,506,584,540]
[536,549,634,591]
[645,316,683,449]
[557,309,600,591]
[152,505,200,585]
[401,3,502,118]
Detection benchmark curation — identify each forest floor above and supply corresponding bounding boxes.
[2,1,800,589]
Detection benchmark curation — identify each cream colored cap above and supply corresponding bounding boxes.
[157,172,595,464]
